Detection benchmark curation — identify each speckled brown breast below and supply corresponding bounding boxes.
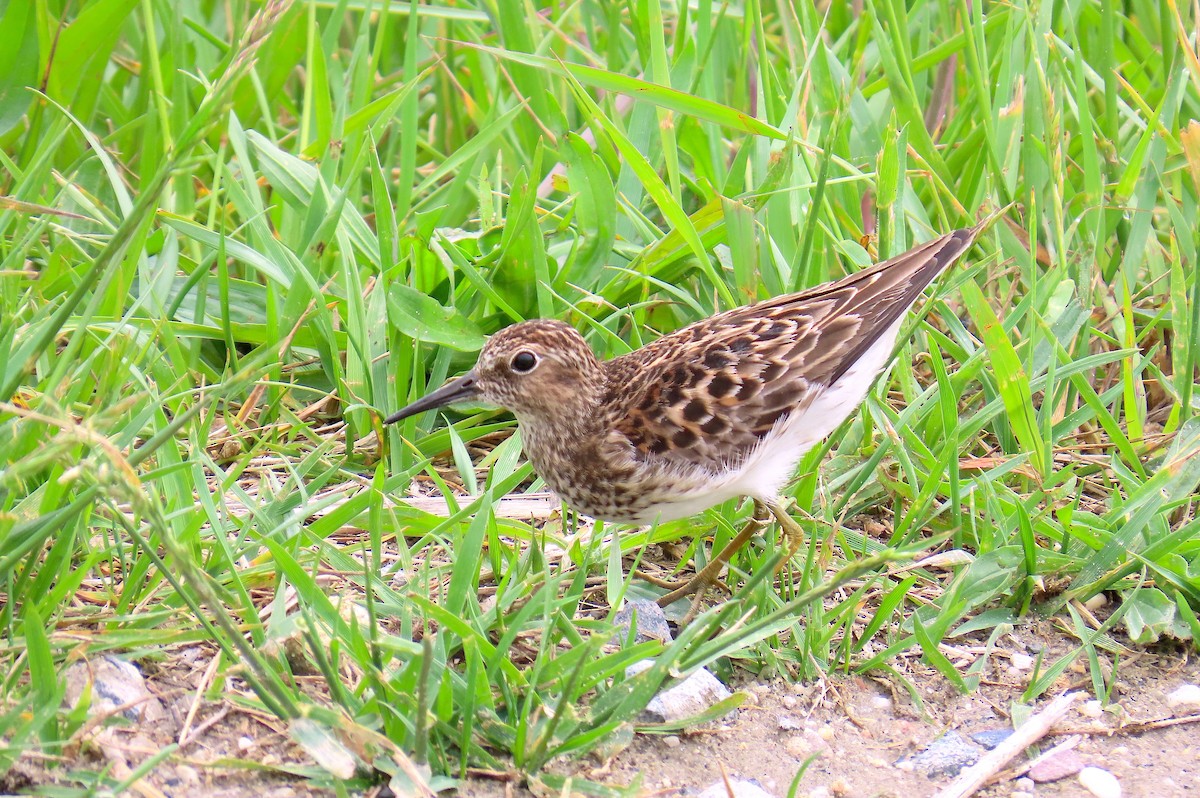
[520,421,715,523]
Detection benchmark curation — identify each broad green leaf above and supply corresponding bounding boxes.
[0,0,38,135]
[388,283,485,351]
[1123,588,1191,644]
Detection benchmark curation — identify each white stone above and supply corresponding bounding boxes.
[1081,699,1105,718]
[1165,684,1200,717]
[1010,653,1035,671]
[1078,766,1122,798]
[634,662,734,724]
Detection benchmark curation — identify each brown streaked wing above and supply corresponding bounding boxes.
[601,227,980,470]
[603,312,826,469]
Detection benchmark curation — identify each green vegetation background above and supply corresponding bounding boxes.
[1,0,1198,793]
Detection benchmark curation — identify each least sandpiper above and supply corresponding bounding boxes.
[387,223,984,608]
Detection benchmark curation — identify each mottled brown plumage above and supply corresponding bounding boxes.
[386,224,984,606]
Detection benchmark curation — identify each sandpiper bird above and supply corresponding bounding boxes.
[387,223,985,609]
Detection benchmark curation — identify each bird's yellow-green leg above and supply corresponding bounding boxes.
[763,498,806,563]
[655,506,768,611]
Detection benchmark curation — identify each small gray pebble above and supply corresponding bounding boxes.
[777,714,803,731]
[614,600,673,643]
[900,730,980,778]
[970,729,1013,749]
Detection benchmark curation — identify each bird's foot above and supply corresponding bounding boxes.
[653,511,767,619]
[763,498,807,570]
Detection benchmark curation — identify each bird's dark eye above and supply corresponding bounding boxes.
[510,351,538,373]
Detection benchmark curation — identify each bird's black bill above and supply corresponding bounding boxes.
[384,370,479,425]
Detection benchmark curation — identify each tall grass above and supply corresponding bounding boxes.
[0,0,1197,792]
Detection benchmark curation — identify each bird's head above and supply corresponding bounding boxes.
[384,319,604,426]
